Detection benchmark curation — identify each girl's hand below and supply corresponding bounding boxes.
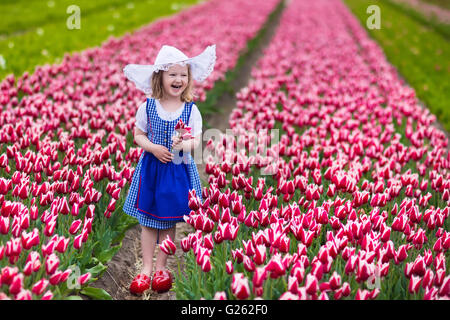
[150,144,174,163]
[172,136,184,151]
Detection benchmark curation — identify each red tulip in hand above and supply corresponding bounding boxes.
[174,119,194,140]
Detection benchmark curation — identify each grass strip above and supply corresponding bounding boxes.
[0,0,143,36]
[384,0,450,39]
[0,0,200,81]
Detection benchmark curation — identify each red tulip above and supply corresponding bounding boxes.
[15,289,32,300]
[220,207,231,223]
[278,235,290,253]
[242,239,255,256]
[287,275,299,294]
[345,255,358,275]
[251,267,267,289]
[439,275,450,297]
[225,261,234,275]
[45,253,60,275]
[329,271,341,290]
[395,244,408,264]
[55,236,70,253]
[231,199,243,215]
[78,272,91,286]
[180,236,191,252]
[71,202,80,217]
[203,233,214,250]
[160,235,176,255]
[409,276,422,294]
[69,219,82,235]
[9,273,24,295]
[213,291,227,300]
[218,192,229,208]
[21,228,40,250]
[266,254,286,278]
[435,269,446,287]
[41,290,54,300]
[356,260,373,282]
[0,216,9,234]
[423,286,439,300]
[279,291,300,300]
[1,200,12,218]
[29,205,39,220]
[231,248,244,264]
[243,255,255,272]
[305,274,318,295]
[253,244,266,265]
[201,255,212,272]
[412,256,426,277]
[231,273,250,300]
[422,269,435,289]
[107,199,116,212]
[188,191,201,211]
[355,289,371,300]
[73,234,83,250]
[32,279,49,296]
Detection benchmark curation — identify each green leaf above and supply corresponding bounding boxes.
[64,295,83,300]
[81,286,113,300]
[97,245,121,264]
[85,262,107,277]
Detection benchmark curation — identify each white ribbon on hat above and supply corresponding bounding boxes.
[123,44,216,94]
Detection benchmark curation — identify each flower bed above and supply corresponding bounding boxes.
[0,0,281,300]
[176,0,450,300]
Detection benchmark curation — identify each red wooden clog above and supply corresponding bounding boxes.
[151,270,173,293]
[129,274,151,295]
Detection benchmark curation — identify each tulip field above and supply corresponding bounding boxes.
[1,0,450,301]
[0,0,281,300]
[175,0,450,300]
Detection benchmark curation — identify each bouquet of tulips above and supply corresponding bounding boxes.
[174,119,194,141]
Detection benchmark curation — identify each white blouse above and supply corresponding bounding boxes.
[135,99,203,137]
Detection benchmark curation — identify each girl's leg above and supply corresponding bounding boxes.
[155,225,176,271]
[140,225,158,276]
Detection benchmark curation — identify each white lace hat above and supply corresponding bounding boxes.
[123,44,216,94]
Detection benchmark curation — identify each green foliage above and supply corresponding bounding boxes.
[0,0,200,81]
[81,286,113,300]
[382,0,450,39]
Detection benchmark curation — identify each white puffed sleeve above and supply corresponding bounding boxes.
[188,103,203,137]
[134,101,148,132]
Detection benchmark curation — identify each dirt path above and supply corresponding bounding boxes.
[87,1,285,300]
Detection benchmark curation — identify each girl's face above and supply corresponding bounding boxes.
[162,64,189,100]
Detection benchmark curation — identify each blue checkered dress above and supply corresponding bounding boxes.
[123,98,203,229]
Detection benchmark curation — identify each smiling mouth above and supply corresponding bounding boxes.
[171,84,183,89]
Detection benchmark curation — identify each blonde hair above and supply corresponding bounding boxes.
[151,64,194,102]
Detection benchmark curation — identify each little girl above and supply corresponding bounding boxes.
[122,44,216,295]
